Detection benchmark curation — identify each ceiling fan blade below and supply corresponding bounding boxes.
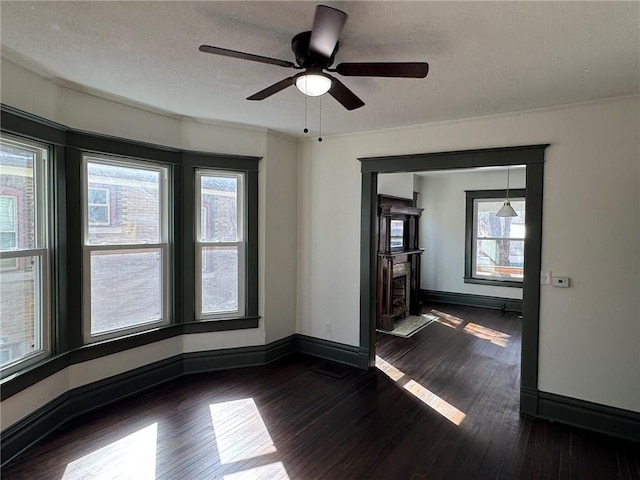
[335,62,429,78]
[327,76,364,111]
[199,45,295,68]
[247,76,296,100]
[309,5,347,58]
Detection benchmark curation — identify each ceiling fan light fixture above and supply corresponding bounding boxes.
[295,73,332,96]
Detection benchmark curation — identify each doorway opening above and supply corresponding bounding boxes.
[358,145,548,415]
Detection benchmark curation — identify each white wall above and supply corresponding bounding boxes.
[297,96,639,412]
[377,172,416,199]
[417,168,525,298]
[0,58,299,430]
[262,132,298,343]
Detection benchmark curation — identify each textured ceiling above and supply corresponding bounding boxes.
[1,1,638,137]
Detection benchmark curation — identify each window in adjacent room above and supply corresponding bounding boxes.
[465,189,526,286]
[195,170,245,319]
[0,135,50,373]
[83,156,170,342]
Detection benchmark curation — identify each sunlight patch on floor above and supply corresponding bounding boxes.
[62,422,157,479]
[430,309,464,329]
[375,355,405,382]
[376,355,466,426]
[463,322,510,347]
[209,398,277,464]
[430,309,511,347]
[223,461,290,480]
[403,380,466,425]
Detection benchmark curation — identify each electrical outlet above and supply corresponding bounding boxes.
[325,322,331,333]
[541,271,552,285]
[552,276,570,288]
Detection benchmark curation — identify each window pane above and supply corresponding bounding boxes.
[202,246,238,314]
[0,144,35,250]
[87,162,161,245]
[200,175,238,242]
[90,249,162,334]
[476,199,525,239]
[475,239,524,279]
[0,255,42,367]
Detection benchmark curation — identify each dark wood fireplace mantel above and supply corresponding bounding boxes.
[376,195,423,331]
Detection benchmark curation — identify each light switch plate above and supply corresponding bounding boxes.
[541,271,551,285]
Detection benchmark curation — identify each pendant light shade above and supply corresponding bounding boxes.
[496,167,518,217]
[496,201,518,217]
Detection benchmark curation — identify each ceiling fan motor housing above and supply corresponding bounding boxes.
[292,31,338,69]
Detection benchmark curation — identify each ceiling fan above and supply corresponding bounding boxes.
[199,5,429,111]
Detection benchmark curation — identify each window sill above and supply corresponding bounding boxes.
[464,277,523,288]
[183,316,260,334]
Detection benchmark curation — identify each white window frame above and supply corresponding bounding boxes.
[195,170,246,320]
[0,135,50,376]
[82,155,170,343]
[472,197,525,282]
[87,187,110,225]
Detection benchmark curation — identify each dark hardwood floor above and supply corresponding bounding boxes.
[2,303,639,479]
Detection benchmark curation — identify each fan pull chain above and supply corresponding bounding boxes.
[318,96,323,142]
[303,93,309,134]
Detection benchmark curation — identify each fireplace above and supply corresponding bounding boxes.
[376,195,423,331]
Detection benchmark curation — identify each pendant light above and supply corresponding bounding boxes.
[496,167,518,217]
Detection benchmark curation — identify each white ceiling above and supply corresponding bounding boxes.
[1,1,638,137]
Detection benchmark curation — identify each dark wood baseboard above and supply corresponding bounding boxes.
[295,334,369,369]
[520,387,640,442]
[537,391,640,442]
[182,336,296,374]
[421,289,523,313]
[520,386,539,416]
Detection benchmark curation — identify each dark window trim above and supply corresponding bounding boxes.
[464,188,526,287]
[0,104,261,400]
[181,156,259,323]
